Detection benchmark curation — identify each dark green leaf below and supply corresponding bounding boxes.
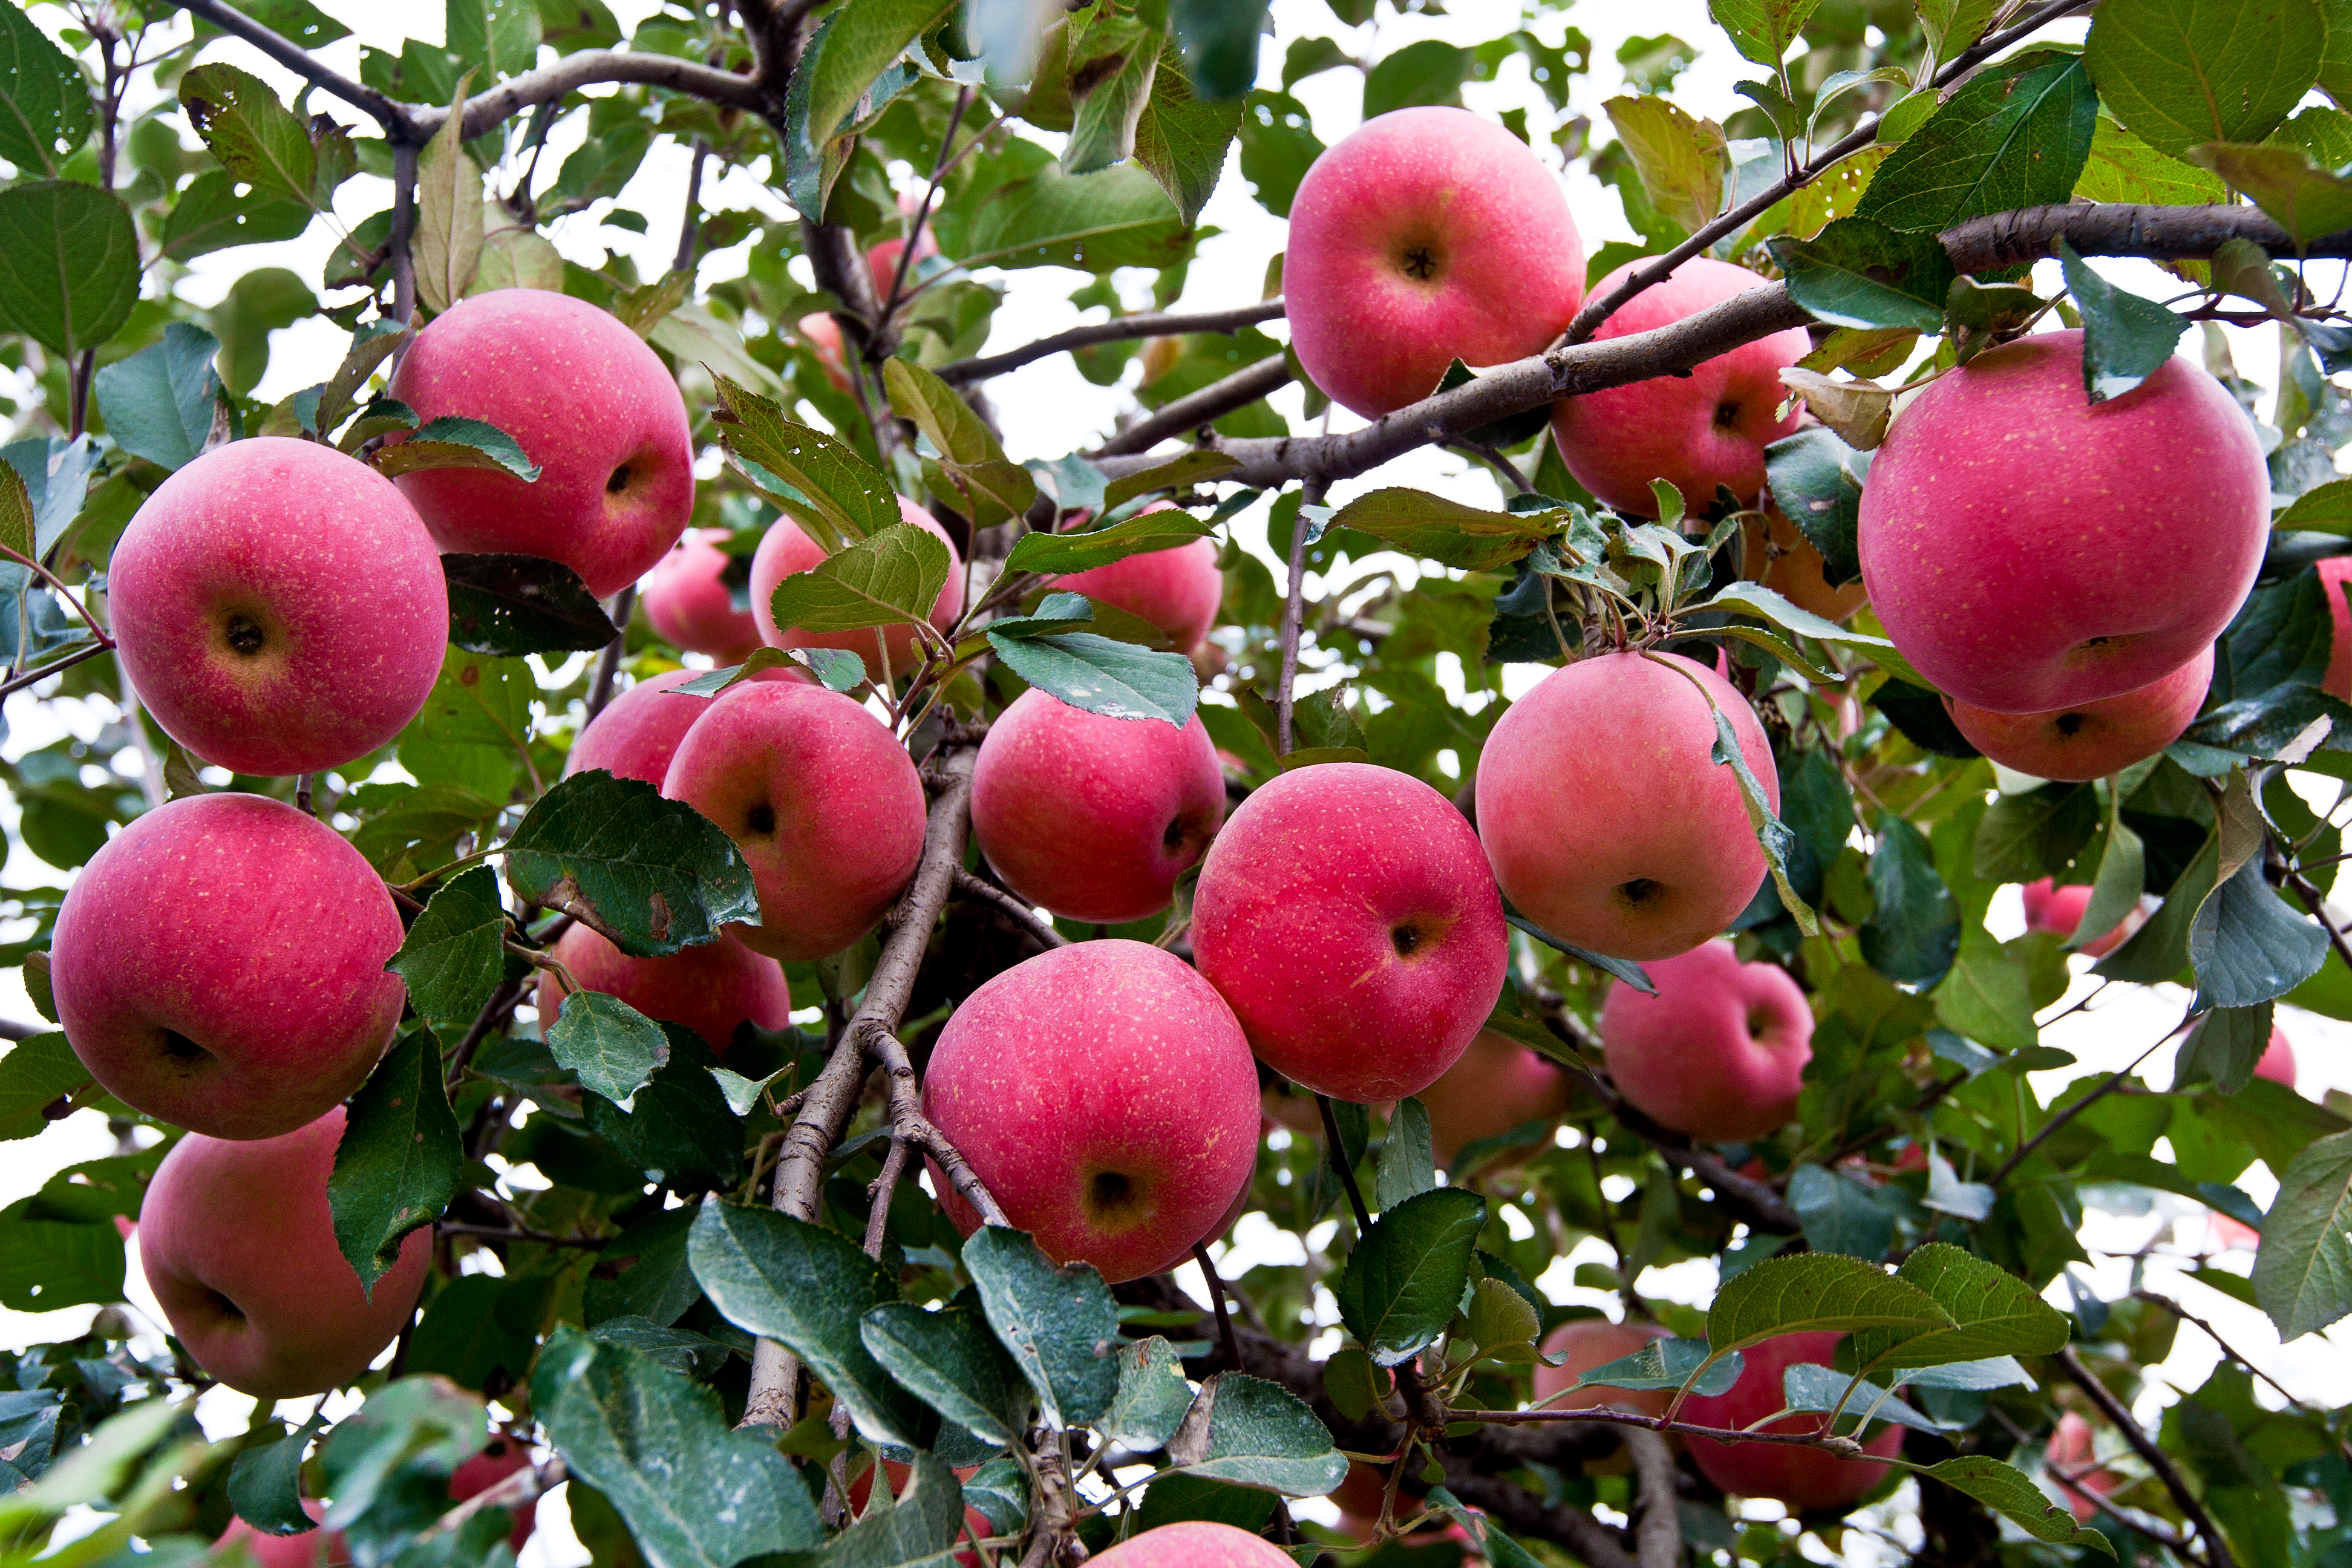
[1852,51,2096,232]
[1788,1163,1895,1260]
[2252,1128,2352,1339]
[798,1449,966,1567]
[1767,217,1953,332]
[1005,509,1217,576]
[1762,426,1864,586]
[1851,1243,2070,1370]
[1331,1186,1487,1367]
[1917,1457,2117,1555]
[503,769,760,958]
[178,63,316,204]
[227,1407,328,1537]
[932,149,1191,274]
[1171,0,1270,98]
[0,181,141,358]
[1708,0,1823,67]
[2189,854,2328,1007]
[767,522,952,635]
[385,865,507,1046]
[858,1303,1029,1447]
[2085,0,2323,158]
[1171,1373,1347,1495]
[1974,785,2099,884]
[590,1317,734,1381]
[93,324,221,475]
[962,1225,1122,1430]
[709,373,899,551]
[1861,811,1958,988]
[1100,1335,1195,1452]
[986,630,1200,727]
[2057,238,2188,402]
[1237,89,1325,218]
[0,1201,122,1311]
[547,990,670,1112]
[329,1030,462,1296]
[1362,38,1470,117]
[448,0,541,79]
[0,1033,92,1142]
[443,554,619,656]
[1374,1098,1437,1210]
[0,5,92,177]
[1704,1251,1953,1356]
[374,416,542,482]
[672,646,868,697]
[1779,1363,1947,1434]
[2174,1002,2275,1094]
[1934,931,2039,1051]
[788,0,958,212]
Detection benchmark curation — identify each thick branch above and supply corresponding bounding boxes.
[1941,204,2347,272]
[175,0,415,136]
[1622,1428,1683,1568]
[2057,1346,2236,1568]
[939,299,1288,385]
[420,52,768,140]
[1095,356,1295,457]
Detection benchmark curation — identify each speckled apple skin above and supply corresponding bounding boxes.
[2020,880,2138,958]
[52,793,405,1140]
[566,668,705,785]
[1948,642,2212,782]
[661,681,925,961]
[1680,1332,1904,1510]
[2257,1026,2298,1087]
[1088,1522,1297,1568]
[1417,1027,1573,1165]
[537,924,792,1056]
[1477,650,1777,961]
[923,941,1259,1284]
[642,530,762,659]
[751,498,966,682]
[1192,762,1505,1102]
[1598,938,1813,1143]
[108,437,447,777]
[1858,330,2267,714]
[972,690,1225,924]
[386,289,694,598]
[1055,505,1223,654]
[1285,106,1586,419]
[140,1108,429,1399]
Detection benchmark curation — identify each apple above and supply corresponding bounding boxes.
[1858,330,2269,714]
[1532,1318,1673,1419]
[2256,1025,2297,1088]
[536,924,792,1056]
[107,436,447,777]
[2020,878,2143,958]
[1596,939,1812,1144]
[661,679,927,961]
[1679,1331,1904,1511]
[566,668,707,786]
[140,1107,430,1399]
[1088,1521,1295,1567]
[1416,1028,1573,1166]
[797,313,852,393]
[1947,644,2212,782]
[1742,505,1867,623]
[2045,1411,2118,1523]
[448,1433,539,1553]
[1477,650,1777,961]
[386,289,695,599]
[1284,106,1586,419]
[214,1501,350,1567]
[922,939,1259,1283]
[641,530,761,661]
[51,792,405,1141]
[2321,558,2352,701]
[1192,762,1507,1102]
[970,689,1226,924]
[1054,504,1224,654]
[867,230,939,307]
[750,499,967,683]
[1550,258,1811,517]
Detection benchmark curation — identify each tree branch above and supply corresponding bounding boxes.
[939,300,1289,386]
[2057,1345,2237,1568]
[175,0,416,137]
[1095,356,1295,458]
[951,868,1068,949]
[422,51,768,140]
[1273,478,1319,754]
[1940,204,2347,272]
[419,1455,567,1540]
[1622,1427,1683,1568]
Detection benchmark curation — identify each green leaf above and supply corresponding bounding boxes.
[1779,1364,1947,1435]
[0,465,29,564]
[448,0,541,79]
[1171,1373,1347,1496]
[1933,930,2039,1051]
[0,1034,93,1143]
[1851,1243,2070,1370]
[767,521,952,635]
[443,553,618,656]
[934,151,1191,274]
[1916,0,2000,70]
[709,373,898,552]
[1325,488,1558,572]
[328,1030,462,1296]
[2252,1128,2352,1339]
[1135,44,1245,225]
[0,5,91,177]
[2278,478,2352,535]
[1331,1186,1487,1367]
[1762,426,1864,587]
[2186,141,2352,246]
[1575,1338,1743,1397]
[502,769,760,958]
[985,630,1201,727]
[1704,1252,1953,1357]
[2074,117,2229,205]
[413,74,484,315]
[1766,217,1954,332]
[1006,509,1217,576]
[375,415,542,481]
[1603,94,1728,239]
[93,324,222,472]
[547,990,671,1112]
[687,1201,918,1446]
[585,1030,743,1191]
[1973,784,2099,884]
[2189,854,2328,1007]
[0,181,140,359]
[1237,88,1325,218]
[1788,1164,1895,1261]
[385,865,508,1046]
[156,169,314,263]
[1462,1276,1539,1353]
[1171,0,1269,98]
[1915,1457,2117,1555]
[962,1225,1122,1430]
[811,1450,968,1566]
[883,359,1036,526]
[178,64,316,204]
[792,0,958,207]
[2095,830,2217,984]
[2072,792,2146,955]
[673,646,868,697]
[227,1407,328,1538]
[2056,238,2188,403]
[1374,1097,1437,1210]
[350,782,503,883]
[1707,581,1893,651]
[2174,1002,2275,1094]
[0,1201,122,1312]
[1852,51,2096,232]
[858,1303,1030,1447]
[534,1324,821,1568]
[1707,0,1823,67]
[1101,1334,1198,1452]
[1065,14,1159,175]
[2085,0,2323,159]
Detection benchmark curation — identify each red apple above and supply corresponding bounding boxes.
[2046,1411,2119,1523]
[1532,1318,1674,1419]
[51,792,405,1141]
[641,530,760,661]
[566,668,705,786]
[1284,106,1586,419]
[1477,650,1777,961]
[107,436,446,777]
[536,924,792,1056]
[750,498,967,683]
[1054,504,1223,654]
[970,689,1225,924]
[2256,1025,2297,1088]
[140,1108,430,1399]
[2320,558,2352,701]
[1743,506,1867,623]
[1597,939,1813,1143]
[2020,879,2143,958]
[1947,644,2212,782]
[1192,762,1507,1102]
[214,1501,350,1567]
[1088,1521,1295,1567]
[661,680,926,960]
[1551,257,1811,516]
[867,231,939,307]
[797,312,852,393]
[387,289,695,599]
[922,940,1259,1283]
[1858,330,2269,714]
[1416,1028,1573,1166]
[448,1433,539,1553]
[1679,1331,1904,1511]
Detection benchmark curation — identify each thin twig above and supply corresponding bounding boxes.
[877,85,972,333]
[861,1137,910,1258]
[443,975,531,1093]
[1094,357,1295,458]
[939,299,1287,385]
[1274,479,1322,754]
[2057,1345,2236,1568]
[674,140,711,275]
[1990,1010,2190,1186]
[585,586,635,724]
[418,1457,568,1539]
[2131,1290,2336,1430]
[1192,1241,1243,1373]
[437,1221,606,1250]
[175,0,416,136]
[0,641,114,699]
[951,868,1069,948]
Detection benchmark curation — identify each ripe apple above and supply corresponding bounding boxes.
[1679,1331,1904,1511]
[1532,1318,1673,1419]
[1477,650,1777,961]
[1947,644,2212,782]
[2320,558,2352,700]
[387,289,695,599]
[1858,330,2269,714]
[107,436,447,777]
[1597,939,1813,1144]
[2046,1411,2118,1523]
[140,1107,430,1399]
[1192,762,1506,1102]
[1550,258,1811,516]
[51,793,405,1141]
[922,940,1259,1283]
[1054,504,1224,654]
[215,1501,350,1567]
[797,313,852,392]
[536,924,792,1056]
[1284,106,1586,419]
[1416,1028,1573,1166]
[750,499,967,682]
[641,530,761,661]
[970,689,1225,924]
[448,1433,539,1553]
[867,230,939,307]
[2256,1026,2297,1087]
[566,668,706,786]
[2020,878,2143,958]
[1742,505,1867,623]
[1088,1521,1295,1567]
[661,679,927,961]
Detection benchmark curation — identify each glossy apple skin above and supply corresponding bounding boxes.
[108,437,446,777]
[972,690,1225,924]
[215,1501,350,1567]
[2321,558,2352,700]
[1477,650,1777,961]
[1681,1331,1904,1511]
[1285,106,1586,419]
[2047,1411,2118,1523]
[1532,1318,1673,1419]
[1193,762,1507,1102]
[1598,939,1812,1143]
[1417,1028,1573,1166]
[662,681,926,960]
[566,669,705,786]
[448,1434,538,1553]
[642,530,760,660]
[751,498,967,682]
[1055,504,1223,654]
[52,794,405,1141]
[536,924,792,1056]
[798,313,852,392]
[1947,644,2212,782]
[140,1108,430,1399]
[1858,331,2268,714]
[923,941,1259,1283]
[386,289,694,598]
[2020,879,2141,958]
[1743,506,1867,622]
[1088,1521,1296,1568]
[2256,1025,2297,1087]
[1552,258,1811,516]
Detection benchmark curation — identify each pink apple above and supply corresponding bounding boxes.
[1858,330,2269,714]
[387,289,694,598]
[1284,106,1586,419]
[1416,1028,1573,1166]
[661,680,926,960]
[2256,1026,2297,1088]
[448,1433,539,1553]
[922,940,1258,1283]
[1192,762,1506,1102]
[2321,558,2352,701]
[2020,879,2143,958]
[1477,650,1777,961]
[1089,1522,1293,1568]
[867,231,939,306]
[1532,1318,1673,1419]
[641,530,760,660]
[107,437,446,777]
[51,793,405,1141]
[1551,258,1811,516]
[140,1107,430,1399]
[1598,939,1813,1143]
[2046,1411,2118,1523]
[566,668,705,786]
[750,498,967,682]
[1947,644,2211,782]
[1744,506,1867,623]
[798,313,852,392]
[536,924,792,1056]
[215,1501,350,1567]
[1054,504,1224,654]
[970,688,1225,924]
[1679,1331,1904,1511]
